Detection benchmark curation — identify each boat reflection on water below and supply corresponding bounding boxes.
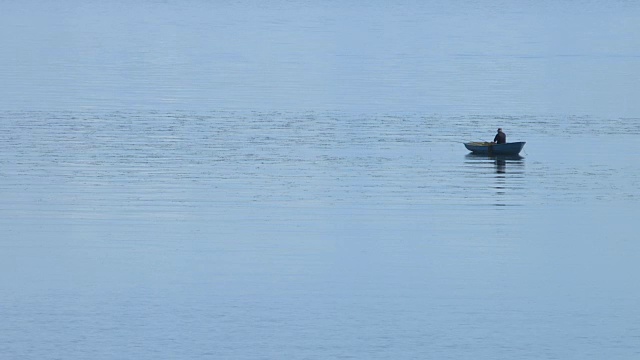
[463,153,525,207]
[465,153,524,174]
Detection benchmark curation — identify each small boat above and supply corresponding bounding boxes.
[464,141,526,155]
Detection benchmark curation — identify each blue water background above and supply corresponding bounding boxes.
[2,0,639,115]
[1,1,640,359]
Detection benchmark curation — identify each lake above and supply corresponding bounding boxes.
[1,1,640,359]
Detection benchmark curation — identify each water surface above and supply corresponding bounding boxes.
[1,0,640,358]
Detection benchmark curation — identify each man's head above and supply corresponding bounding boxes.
[497,128,503,133]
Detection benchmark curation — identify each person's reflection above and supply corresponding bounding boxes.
[493,155,524,174]
[464,153,525,207]
[495,158,506,174]
[494,158,507,202]
[493,156,524,206]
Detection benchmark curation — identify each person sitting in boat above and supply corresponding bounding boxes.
[493,128,506,144]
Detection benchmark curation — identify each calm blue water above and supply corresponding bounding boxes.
[1,1,640,359]
[2,0,640,115]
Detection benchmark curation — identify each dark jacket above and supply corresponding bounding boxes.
[494,131,506,144]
